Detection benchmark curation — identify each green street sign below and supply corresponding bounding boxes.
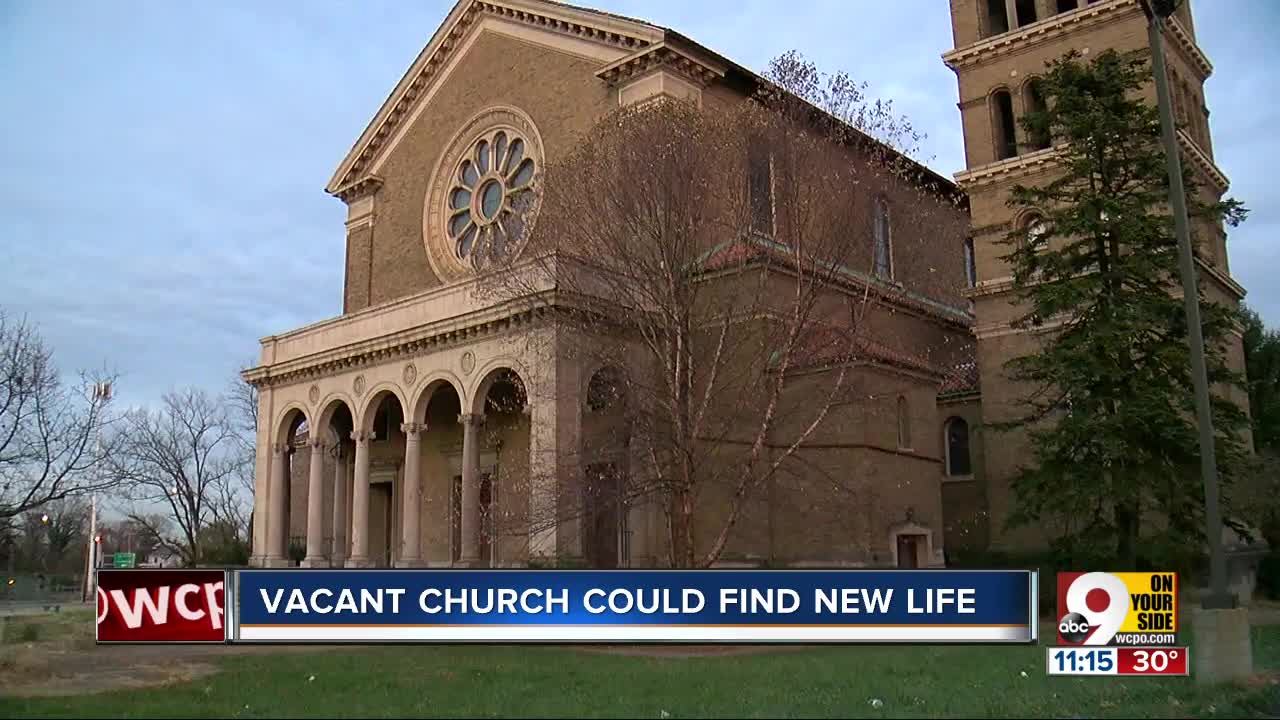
[113,552,136,568]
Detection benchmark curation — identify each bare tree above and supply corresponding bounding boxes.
[226,359,259,446]
[112,388,246,565]
[486,53,965,567]
[220,363,259,543]
[99,516,165,563]
[0,310,120,520]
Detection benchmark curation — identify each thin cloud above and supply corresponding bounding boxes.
[1,0,1274,412]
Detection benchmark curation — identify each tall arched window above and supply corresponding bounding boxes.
[896,395,911,450]
[873,196,892,279]
[1024,79,1051,151]
[944,417,972,477]
[748,143,774,235]
[963,237,977,288]
[992,90,1018,161]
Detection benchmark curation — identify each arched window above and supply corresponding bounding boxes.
[992,90,1017,161]
[896,395,911,450]
[873,196,892,279]
[1024,79,1051,151]
[963,237,977,288]
[944,417,972,476]
[1022,213,1048,251]
[586,366,626,412]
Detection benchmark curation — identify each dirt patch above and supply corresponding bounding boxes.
[3,656,220,698]
[0,615,338,698]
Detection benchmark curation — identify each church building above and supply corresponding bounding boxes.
[243,0,1244,570]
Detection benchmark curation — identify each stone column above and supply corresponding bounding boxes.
[397,423,424,567]
[301,438,329,567]
[331,445,348,566]
[1036,0,1055,23]
[528,400,558,561]
[346,430,374,568]
[266,443,289,566]
[458,413,485,566]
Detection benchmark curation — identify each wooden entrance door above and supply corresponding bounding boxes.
[582,463,621,569]
[369,483,392,567]
[896,535,921,569]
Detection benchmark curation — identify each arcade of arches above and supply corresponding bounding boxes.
[252,351,646,569]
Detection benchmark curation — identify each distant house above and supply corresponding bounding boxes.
[140,548,181,568]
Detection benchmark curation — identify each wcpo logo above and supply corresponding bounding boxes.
[1056,572,1178,647]
[96,569,227,643]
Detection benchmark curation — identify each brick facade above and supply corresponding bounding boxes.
[250,0,992,569]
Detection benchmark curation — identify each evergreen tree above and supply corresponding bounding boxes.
[1241,305,1280,453]
[999,49,1249,569]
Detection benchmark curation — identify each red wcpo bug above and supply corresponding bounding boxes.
[96,569,226,643]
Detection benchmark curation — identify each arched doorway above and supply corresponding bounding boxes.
[354,388,408,567]
[300,398,354,567]
[581,365,631,569]
[464,367,530,568]
[412,378,464,567]
[267,406,309,566]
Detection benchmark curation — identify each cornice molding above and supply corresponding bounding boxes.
[242,295,555,390]
[594,40,725,88]
[1177,128,1228,192]
[965,254,1244,302]
[1165,16,1213,78]
[335,176,383,204]
[963,276,1016,299]
[942,0,1137,71]
[942,1,1211,80]
[327,0,658,198]
[954,145,1061,188]
[1197,256,1246,300]
[956,132,1226,195]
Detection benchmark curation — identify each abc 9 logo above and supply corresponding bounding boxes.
[1058,572,1128,646]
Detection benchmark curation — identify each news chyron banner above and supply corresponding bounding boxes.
[96,568,1037,644]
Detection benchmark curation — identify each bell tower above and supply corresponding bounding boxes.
[942,0,1248,548]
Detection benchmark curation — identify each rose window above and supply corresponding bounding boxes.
[446,130,536,267]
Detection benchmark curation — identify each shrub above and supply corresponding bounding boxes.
[16,622,39,643]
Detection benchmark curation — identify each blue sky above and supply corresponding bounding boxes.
[2,0,1277,409]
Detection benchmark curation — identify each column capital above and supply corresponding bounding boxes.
[400,422,426,438]
[458,412,486,428]
[272,442,291,455]
[351,430,377,444]
[308,437,329,450]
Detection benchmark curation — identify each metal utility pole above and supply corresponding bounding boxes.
[1141,0,1233,609]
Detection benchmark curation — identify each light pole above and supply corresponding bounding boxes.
[1140,0,1232,610]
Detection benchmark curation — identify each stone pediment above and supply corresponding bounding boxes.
[326,0,665,201]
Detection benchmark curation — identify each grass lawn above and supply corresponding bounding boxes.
[2,624,1278,718]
